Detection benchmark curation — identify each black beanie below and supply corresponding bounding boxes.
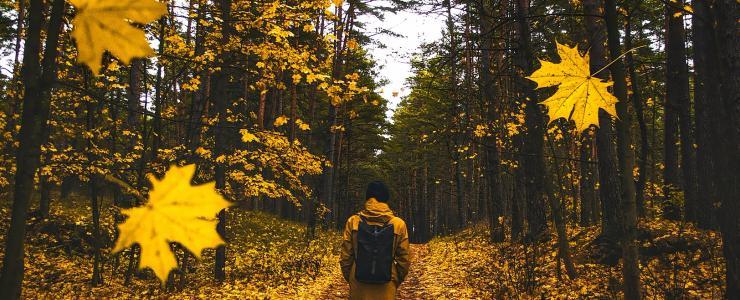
[366,181,390,203]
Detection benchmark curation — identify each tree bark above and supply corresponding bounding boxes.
[12,0,24,71]
[624,8,649,217]
[38,176,51,218]
[445,0,465,230]
[579,133,596,226]
[86,90,104,286]
[516,0,548,242]
[604,0,641,297]
[478,0,504,242]
[546,138,578,279]
[186,0,208,150]
[584,0,622,245]
[127,60,142,127]
[512,164,525,240]
[690,0,719,230]
[712,0,739,297]
[0,0,65,297]
[212,0,233,281]
[662,3,682,220]
[666,1,698,221]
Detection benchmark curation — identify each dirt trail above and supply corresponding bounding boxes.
[319,244,429,299]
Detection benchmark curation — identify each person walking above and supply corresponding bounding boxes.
[340,181,410,300]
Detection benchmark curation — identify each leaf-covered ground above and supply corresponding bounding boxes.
[0,195,342,299]
[0,195,726,299]
[405,221,725,299]
[313,218,724,299]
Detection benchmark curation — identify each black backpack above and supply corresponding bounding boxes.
[355,215,395,284]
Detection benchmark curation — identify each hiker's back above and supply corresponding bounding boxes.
[342,214,409,300]
[339,182,411,300]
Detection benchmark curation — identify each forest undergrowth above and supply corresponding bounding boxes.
[413,221,725,299]
[2,191,724,299]
[0,194,341,299]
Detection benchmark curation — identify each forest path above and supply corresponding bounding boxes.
[319,244,429,299]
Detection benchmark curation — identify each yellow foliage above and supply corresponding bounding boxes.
[274,115,289,127]
[240,129,260,143]
[5,200,340,299]
[296,119,311,131]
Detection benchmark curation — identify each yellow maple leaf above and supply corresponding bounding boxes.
[274,116,289,127]
[113,164,231,282]
[194,147,211,158]
[526,42,618,132]
[296,119,311,131]
[240,129,260,143]
[69,0,167,75]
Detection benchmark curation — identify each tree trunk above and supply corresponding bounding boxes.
[289,84,297,143]
[662,3,682,220]
[516,0,548,241]
[579,133,596,226]
[212,0,233,281]
[511,164,525,240]
[712,0,739,296]
[479,0,504,242]
[186,0,208,150]
[690,0,719,230]
[38,175,52,219]
[584,0,622,245]
[12,0,24,71]
[90,176,104,285]
[0,0,64,297]
[420,160,429,242]
[604,0,641,297]
[445,0,465,230]
[313,2,350,239]
[127,60,142,127]
[546,138,578,279]
[666,1,697,221]
[624,9,649,217]
[86,91,104,286]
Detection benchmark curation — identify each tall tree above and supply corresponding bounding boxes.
[583,0,622,247]
[624,1,649,217]
[479,0,504,242]
[0,0,65,297]
[445,0,466,229]
[604,0,641,297]
[662,2,682,220]
[212,0,233,281]
[690,0,718,229]
[665,0,697,221]
[712,0,739,296]
[515,0,548,241]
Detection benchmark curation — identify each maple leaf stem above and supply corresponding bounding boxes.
[592,45,647,78]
